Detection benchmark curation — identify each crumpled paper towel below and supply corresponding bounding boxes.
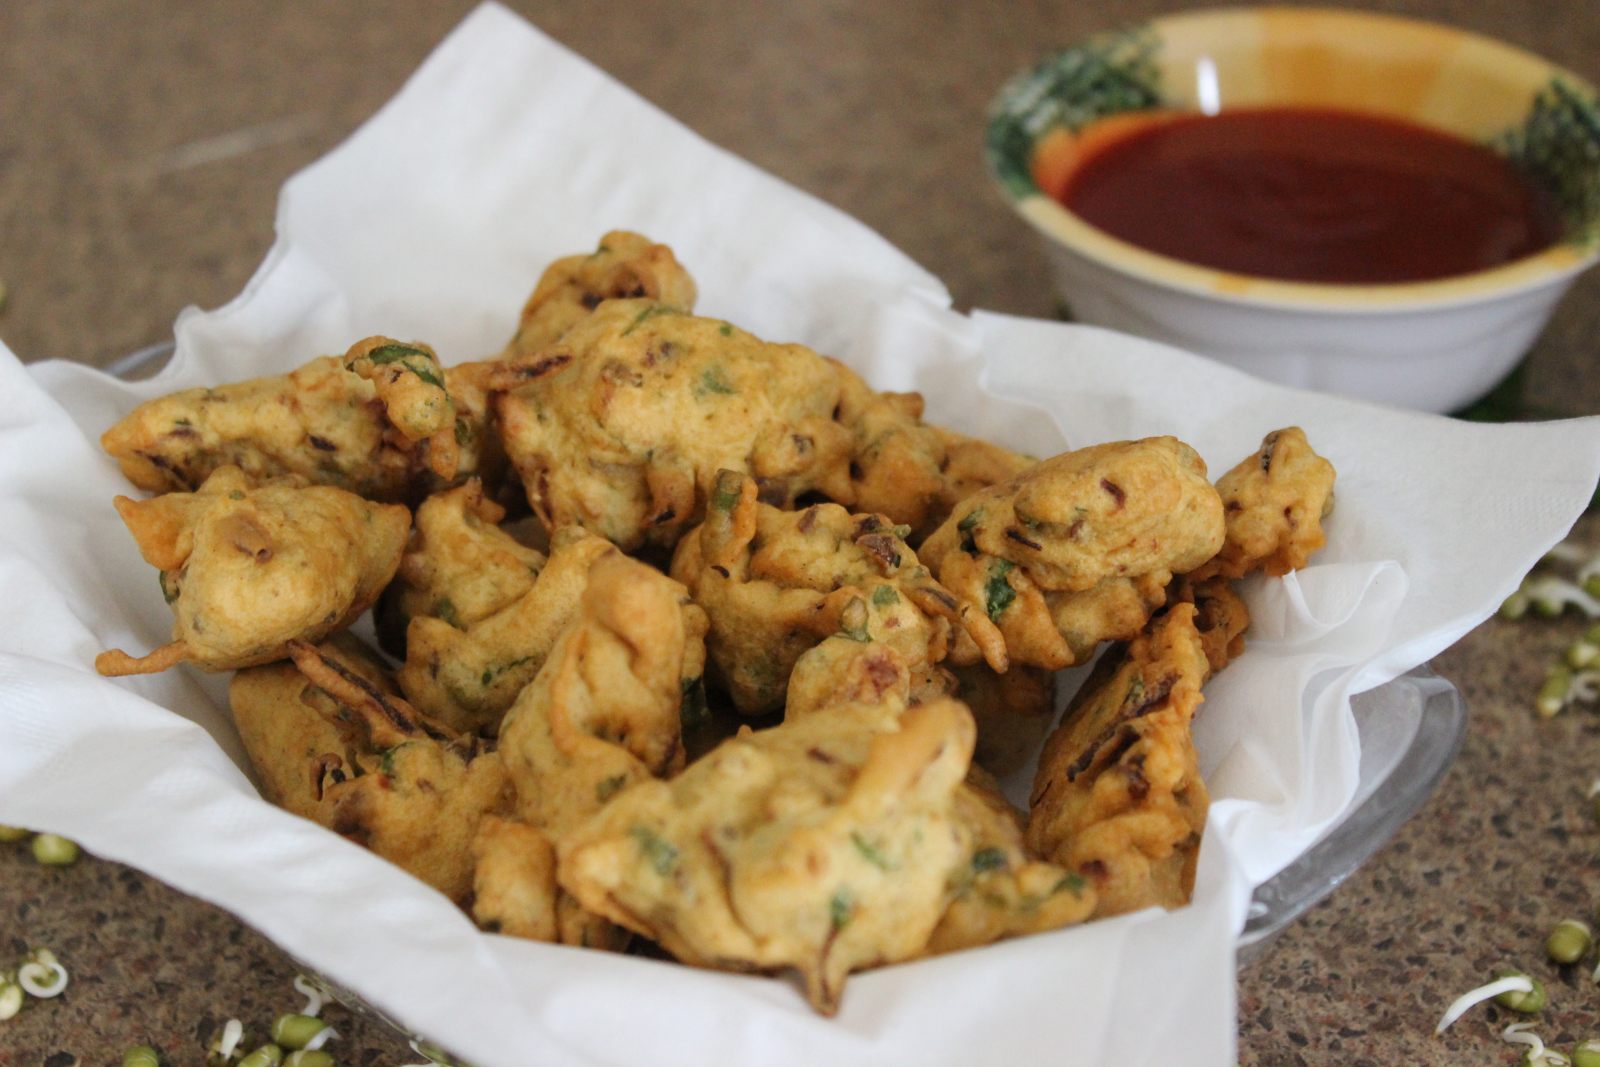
[4,4,1600,1065]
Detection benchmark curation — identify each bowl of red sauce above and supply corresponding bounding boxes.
[985,7,1600,412]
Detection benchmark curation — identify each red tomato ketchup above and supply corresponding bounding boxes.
[1057,107,1563,285]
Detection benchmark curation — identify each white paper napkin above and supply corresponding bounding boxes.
[5,5,1600,1065]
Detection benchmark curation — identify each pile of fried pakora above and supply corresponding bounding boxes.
[94,231,1336,1015]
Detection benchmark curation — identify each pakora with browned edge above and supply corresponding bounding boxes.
[101,337,484,503]
[671,469,1003,714]
[494,299,856,552]
[230,635,509,906]
[475,551,707,946]
[922,437,1226,672]
[91,227,1346,1020]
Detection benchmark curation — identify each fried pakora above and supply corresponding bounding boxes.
[1189,427,1337,581]
[670,470,1003,714]
[502,231,698,359]
[1026,604,1212,917]
[229,636,510,906]
[472,551,707,945]
[558,697,976,1014]
[923,774,1096,956]
[494,299,856,551]
[101,337,483,502]
[394,522,615,735]
[830,364,1035,542]
[95,466,409,676]
[377,479,546,655]
[922,437,1225,671]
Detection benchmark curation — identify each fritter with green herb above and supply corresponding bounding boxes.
[474,551,707,945]
[101,336,489,503]
[501,230,699,360]
[921,437,1225,671]
[557,696,977,1015]
[493,299,856,551]
[670,470,1004,714]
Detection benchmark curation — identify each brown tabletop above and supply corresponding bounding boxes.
[4,2,1600,1064]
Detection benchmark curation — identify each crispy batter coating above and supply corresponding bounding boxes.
[101,337,483,502]
[670,470,1003,714]
[95,467,409,676]
[494,299,855,551]
[394,524,615,735]
[922,437,1225,671]
[473,552,707,945]
[831,364,1035,542]
[379,479,546,653]
[503,231,698,359]
[1190,427,1337,581]
[1026,604,1212,917]
[229,636,510,906]
[934,426,1036,511]
[1174,576,1252,675]
[558,697,976,1014]
[923,774,1096,956]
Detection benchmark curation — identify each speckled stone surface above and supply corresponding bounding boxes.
[2,2,1599,1064]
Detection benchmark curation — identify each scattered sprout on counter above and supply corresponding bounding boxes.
[1573,1038,1600,1067]
[0,976,21,1022]
[1435,972,1538,1034]
[237,1047,284,1067]
[282,1052,334,1067]
[123,1047,161,1067]
[403,1037,473,1067]
[29,833,80,866]
[271,1013,335,1051]
[1547,919,1594,964]
[16,948,67,998]
[0,825,29,843]
[1502,1021,1569,1065]
[292,974,329,1018]
[207,1017,246,1065]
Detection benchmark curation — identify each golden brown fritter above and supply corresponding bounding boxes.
[830,364,1035,542]
[382,479,545,641]
[923,775,1096,957]
[670,470,1003,714]
[494,299,855,551]
[1189,427,1337,581]
[502,231,698,360]
[1173,576,1252,675]
[1026,604,1212,918]
[558,697,976,1015]
[394,526,615,735]
[922,437,1225,671]
[933,426,1036,512]
[95,466,409,676]
[230,636,510,906]
[101,337,485,502]
[473,552,707,946]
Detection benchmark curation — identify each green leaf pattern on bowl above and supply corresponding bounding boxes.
[1494,79,1600,246]
[984,25,1163,199]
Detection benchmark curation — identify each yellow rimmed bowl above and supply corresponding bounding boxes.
[985,7,1600,413]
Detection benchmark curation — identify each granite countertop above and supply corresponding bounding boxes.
[3,2,1600,1063]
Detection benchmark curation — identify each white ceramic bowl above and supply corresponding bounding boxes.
[985,7,1600,413]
